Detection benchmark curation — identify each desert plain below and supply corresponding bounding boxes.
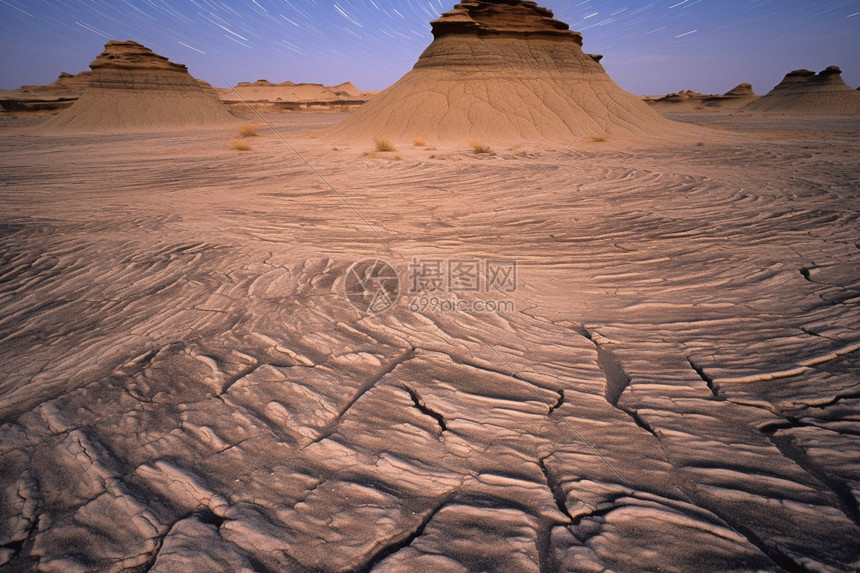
[1,2,860,572]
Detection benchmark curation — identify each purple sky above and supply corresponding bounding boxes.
[1,0,858,95]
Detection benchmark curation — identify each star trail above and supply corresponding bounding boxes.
[1,0,857,95]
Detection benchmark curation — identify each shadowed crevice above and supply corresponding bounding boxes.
[401,383,447,433]
[357,501,449,573]
[573,325,657,437]
[539,456,573,522]
[334,347,417,422]
[596,345,630,408]
[688,357,721,398]
[548,389,564,415]
[762,427,860,526]
[304,347,417,447]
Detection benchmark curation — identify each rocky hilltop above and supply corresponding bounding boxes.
[430,0,581,42]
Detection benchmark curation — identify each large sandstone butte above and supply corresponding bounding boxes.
[38,40,235,132]
[743,66,860,114]
[328,0,684,144]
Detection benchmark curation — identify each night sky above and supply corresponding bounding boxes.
[1,0,858,95]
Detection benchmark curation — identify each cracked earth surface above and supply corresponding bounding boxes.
[1,114,859,571]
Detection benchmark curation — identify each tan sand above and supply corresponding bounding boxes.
[37,40,236,133]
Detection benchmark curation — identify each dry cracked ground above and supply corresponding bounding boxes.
[1,113,859,572]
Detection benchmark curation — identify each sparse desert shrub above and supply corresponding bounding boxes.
[469,140,493,155]
[239,123,259,137]
[230,138,252,151]
[413,137,426,147]
[374,138,396,152]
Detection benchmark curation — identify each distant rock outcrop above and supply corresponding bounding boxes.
[22,71,93,96]
[644,83,758,111]
[0,71,92,114]
[328,0,687,143]
[219,79,375,113]
[38,40,235,132]
[742,66,860,114]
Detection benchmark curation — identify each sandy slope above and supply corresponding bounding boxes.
[0,114,859,571]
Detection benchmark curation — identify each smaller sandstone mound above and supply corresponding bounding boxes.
[21,72,93,96]
[38,40,235,132]
[725,83,754,97]
[743,66,860,114]
[708,83,759,108]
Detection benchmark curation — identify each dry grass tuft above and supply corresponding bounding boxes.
[239,123,259,137]
[363,150,402,160]
[469,140,494,155]
[230,138,252,151]
[374,138,397,152]
[413,137,427,147]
